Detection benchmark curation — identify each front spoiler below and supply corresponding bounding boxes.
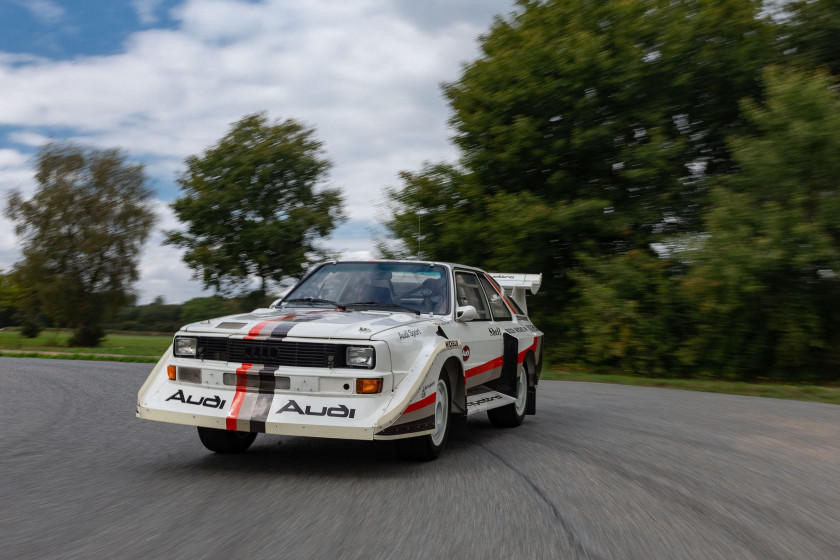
[136,404,379,440]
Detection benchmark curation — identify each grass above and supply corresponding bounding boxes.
[1,328,837,405]
[543,368,840,405]
[0,329,170,363]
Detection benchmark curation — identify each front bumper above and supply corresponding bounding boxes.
[137,340,450,441]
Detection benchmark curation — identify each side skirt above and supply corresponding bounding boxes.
[466,389,516,415]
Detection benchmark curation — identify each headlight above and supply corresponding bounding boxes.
[346,346,375,368]
[174,336,198,357]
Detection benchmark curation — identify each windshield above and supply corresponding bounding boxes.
[283,262,450,315]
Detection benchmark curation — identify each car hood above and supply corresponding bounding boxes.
[180,307,438,340]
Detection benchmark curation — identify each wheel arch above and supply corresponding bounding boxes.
[442,356,466,415]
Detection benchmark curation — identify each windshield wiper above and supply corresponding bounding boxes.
[283,297,345,310]
[345,302,420,315]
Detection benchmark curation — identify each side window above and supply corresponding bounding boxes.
[479,275,512,321]
[454,272,491,320]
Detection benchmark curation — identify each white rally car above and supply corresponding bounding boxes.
[137,260,543,460]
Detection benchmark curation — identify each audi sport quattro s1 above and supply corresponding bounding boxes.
[136,260,543,460]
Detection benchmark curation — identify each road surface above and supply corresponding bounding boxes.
[1,357,838,559]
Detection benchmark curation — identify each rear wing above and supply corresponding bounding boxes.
[488,273,542,315]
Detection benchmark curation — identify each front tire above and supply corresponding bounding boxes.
[397,371,452,461]
[488,364,528,427]
[197,426,257,453]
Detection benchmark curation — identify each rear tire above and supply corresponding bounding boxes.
[488,364,528,428]
[397,371,452,461]
[197,426,257,453]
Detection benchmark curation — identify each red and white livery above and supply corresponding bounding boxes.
[137,260,543,460]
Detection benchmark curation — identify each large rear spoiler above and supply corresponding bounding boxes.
[488,273,542,315]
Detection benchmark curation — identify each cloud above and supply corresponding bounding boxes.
[13,0,65,24]
[132,0,167,25]
[0,0,513,302]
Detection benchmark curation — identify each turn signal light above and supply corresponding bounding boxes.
[167,365,176,380]
[356,378,383,394]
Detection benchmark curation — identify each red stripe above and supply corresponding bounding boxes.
[404,392,435,414]
[245,316,293,340]
[465,355,504,379]
[517,337,539,363]
[226,363,252,430]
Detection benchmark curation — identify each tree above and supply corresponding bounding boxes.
[778,0,840,77]
[166,113,345,294]
[5,142,156,346]
[442,0,770,241]
[679,67,840,381]
[381,0,772,357]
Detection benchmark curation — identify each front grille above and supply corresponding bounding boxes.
[192,337,370,369]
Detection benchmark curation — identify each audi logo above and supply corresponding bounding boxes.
[243,345,283,360]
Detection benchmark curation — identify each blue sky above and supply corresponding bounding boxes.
[0,0,514,303]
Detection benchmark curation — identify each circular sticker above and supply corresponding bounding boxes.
[462,345,471,362]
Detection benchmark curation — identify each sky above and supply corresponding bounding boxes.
[0,0,515,303]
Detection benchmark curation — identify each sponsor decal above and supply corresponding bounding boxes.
[462,345,471,362]
[488,327,502,336]
[505,326,529,334]
[277,399,356,419]
[445,340,459,349]
[420,380,436,398]
[398,328,422,340]
[467,395,503,408]
[166,389,226,409]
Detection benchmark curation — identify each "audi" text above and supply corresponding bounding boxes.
[166,390,226,409]
[277,399,356,418]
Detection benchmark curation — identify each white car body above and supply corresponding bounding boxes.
[137,260,543,459]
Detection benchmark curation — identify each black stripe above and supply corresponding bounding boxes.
[249,366,277,433]
[267,314,325,340]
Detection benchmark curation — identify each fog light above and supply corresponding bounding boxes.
[356,378,383,394]
[177,367,202,384]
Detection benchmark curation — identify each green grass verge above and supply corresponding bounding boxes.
[543,368,840,405]
[0,329,170,361]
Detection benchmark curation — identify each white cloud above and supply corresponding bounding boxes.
[0,0,513,302]
[132,0,167,25]
[14,0,65,24]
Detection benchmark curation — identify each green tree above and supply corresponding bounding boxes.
[680,67,840,381]
[443,0,770,241]
[5,142,156,346]
[166,113,345,294]
[381,0,772,358]
[567,250,691,376]
[778,0,840,76]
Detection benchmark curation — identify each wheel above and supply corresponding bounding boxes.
[397,371,452,461]
[487,364,528,427]
[197,426,257,453]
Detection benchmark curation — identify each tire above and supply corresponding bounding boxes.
[397,371,452,461]
[197,426,257,453]
[488,364,528,428]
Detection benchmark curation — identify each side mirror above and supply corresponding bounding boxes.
[455,305,477,322]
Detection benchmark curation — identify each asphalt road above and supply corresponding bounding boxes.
[1,357,839,560]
